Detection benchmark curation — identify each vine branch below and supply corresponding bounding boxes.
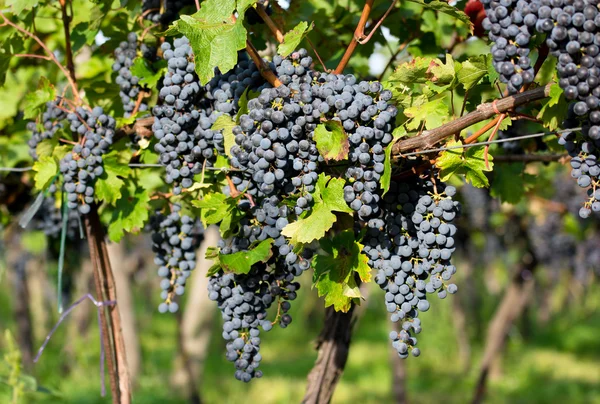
[392,84,553,155]
[256,4,284,43]
[58,0,76,85]
[245,39,282,87]
[334,0,375,74]
[0,11,80,103]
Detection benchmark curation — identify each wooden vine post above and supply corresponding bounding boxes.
[84,208,131,403]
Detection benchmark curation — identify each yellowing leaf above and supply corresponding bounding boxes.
[313,120,349,162]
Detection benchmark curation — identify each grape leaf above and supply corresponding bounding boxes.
[237,0,257,13]
[381,142,395,196]
[405,0,474,33]
[490,162,526,204]
[430,53,456,87]
[23,77,56,120]
[404,97,448,130]
[436,140,494,187]
[281,174,353,245]
[313,120,349,162]
[94,150,131,205]
[35,138,59,159]
[32,156,57,191]
[388,57,434,84]
[211,114,237,158]
[165,0,247,84]
[312,230,371,312]
[130,57,165,88]
[537,83,569,131]
[108,187,150,243]
[218,239,274,275]
[193,192,243,237]
[456,54,490,92]
[278,21,314,58]
[7,0,38,14]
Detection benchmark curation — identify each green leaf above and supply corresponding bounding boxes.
[537,83,569,131]
[7,0,38,14]
[312,230,371,312]
[107,187,150,242]
[23,77,56,120]
[95,150,131,205]
[490,162,526,204]
[193,193,230,224]
[456,54,490,92]
[211,114,237,158]
[388,57,434,84]
[35,138,58,159]
[278,21,314,58]
[404,97,448,130]
[430,54,456,86]
[405,0,474,33]
[130,57,165,88]
[235,87,251,123]
[218,239,274,274]
[436,140,494,188]
[166,1,247,83]
[32,156,58,191]
[237,0,257,13]
[281,174,353,245]
[381,142,395,196]
[313,120,349,162]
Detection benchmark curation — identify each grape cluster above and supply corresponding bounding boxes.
[152,37,207,193]
[60,107,115,215]
[481,0,539,93]
[207,256,300,382]
[548,0,600,217]
[370,176,460,357]
[27,99,66,159]
[113,32,150,118]
[150,204,204,313]
[33,192,81,240]
[141,0,195,25]
[150,41,460,380]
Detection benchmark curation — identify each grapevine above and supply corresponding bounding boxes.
[1,0,599,401]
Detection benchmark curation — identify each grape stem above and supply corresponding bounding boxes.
[245,39,283,87]
[58,0,76,86]
[356,0,398,45]
[0,11,81,103]
[256,4,284,43]
[334,0,374,74]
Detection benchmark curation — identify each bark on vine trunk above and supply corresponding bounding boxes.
[303,304,356,404]
[84,207,131,404]
[471,220,538,404]
[107,242,141,385]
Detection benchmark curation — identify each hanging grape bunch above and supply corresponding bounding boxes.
[482,0,600,217]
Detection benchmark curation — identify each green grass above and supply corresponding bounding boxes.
[1,267,599,404]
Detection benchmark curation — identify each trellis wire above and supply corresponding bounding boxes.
[33,293,116,397]
[0,127,579,173]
